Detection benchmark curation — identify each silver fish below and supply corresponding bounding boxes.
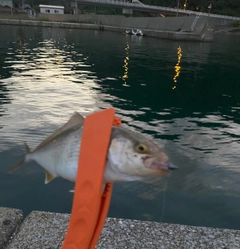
[10,112,176,184]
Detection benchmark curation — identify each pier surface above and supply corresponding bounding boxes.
[0,207,240,248]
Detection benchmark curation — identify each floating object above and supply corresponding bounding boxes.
[126,29,143,36]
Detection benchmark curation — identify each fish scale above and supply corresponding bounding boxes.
[28,128,82,182]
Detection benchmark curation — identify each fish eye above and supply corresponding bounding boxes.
[135,144,148,154]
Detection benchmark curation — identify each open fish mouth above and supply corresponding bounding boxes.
[150,161,178,171]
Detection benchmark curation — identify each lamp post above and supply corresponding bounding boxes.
[184,0,187,10]
[176,0,180,17]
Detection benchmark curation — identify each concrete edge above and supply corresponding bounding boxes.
[0,207,23,249]
[1,208,240,249]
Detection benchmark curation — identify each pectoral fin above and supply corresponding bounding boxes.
[45,171,56,184]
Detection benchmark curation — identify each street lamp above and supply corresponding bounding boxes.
[184,0,187,10]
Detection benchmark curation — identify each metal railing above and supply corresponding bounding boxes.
[191,13,201,31]
[76,0,240,20]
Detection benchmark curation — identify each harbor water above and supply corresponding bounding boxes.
[0,25,240,230]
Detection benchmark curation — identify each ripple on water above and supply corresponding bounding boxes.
[1,27,240,229]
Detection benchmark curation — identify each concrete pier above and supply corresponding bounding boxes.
[1,207,240,248]
[0,208,23,249]
[0,15,214,41]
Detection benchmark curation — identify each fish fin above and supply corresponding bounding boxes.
[35,112,85,151]
[9,158,25,173]
[9,142,31,173]
[24,142,31,154]
[44,171,56,184]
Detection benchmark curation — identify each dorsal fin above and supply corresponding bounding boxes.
[24,142,31,153]
[34,112,84,151]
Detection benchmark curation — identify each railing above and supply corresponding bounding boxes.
[76,0,240,20]
[191,13,201,31]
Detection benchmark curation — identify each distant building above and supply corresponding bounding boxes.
[39,4,64,14]
[0,0,12,8]
[0,0,12,14]
[23,4,36,16]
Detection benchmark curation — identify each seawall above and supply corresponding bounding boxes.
[36,13,234,31]
[1,207,240,248]
[0,15,214,41]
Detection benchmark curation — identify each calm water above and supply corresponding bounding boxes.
[1,25,240,230]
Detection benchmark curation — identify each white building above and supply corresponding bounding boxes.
[39,5,64,14]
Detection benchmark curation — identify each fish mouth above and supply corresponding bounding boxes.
[143,156,178,172]
[151,161,178,171]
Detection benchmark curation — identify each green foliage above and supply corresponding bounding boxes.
[12,0,240,16]
[145,0,240,16]
[232,20,240,27]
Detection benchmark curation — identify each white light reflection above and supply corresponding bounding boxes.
[1,39,101,149]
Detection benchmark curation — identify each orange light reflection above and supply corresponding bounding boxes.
[172,46,182,89]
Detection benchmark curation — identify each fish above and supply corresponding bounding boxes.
[10,112,177,184]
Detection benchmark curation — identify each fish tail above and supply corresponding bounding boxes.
[24,142,31,154]
[9,142,31,173]
[9,158,25,173]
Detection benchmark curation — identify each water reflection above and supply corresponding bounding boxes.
[1,26,240,230]
[17,36,25,61]
[0,82,11,119]
[172,46,182,89]
[122,42,130,86]
[0,36,101,149]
